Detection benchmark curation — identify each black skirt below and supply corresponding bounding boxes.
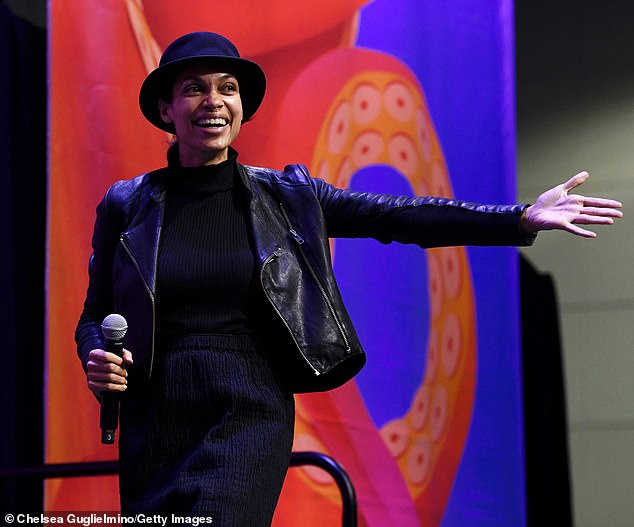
[118,334,295,526]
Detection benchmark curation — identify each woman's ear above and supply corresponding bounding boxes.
[158,100,172,124]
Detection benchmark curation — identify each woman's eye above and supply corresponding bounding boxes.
[184,84,202,94]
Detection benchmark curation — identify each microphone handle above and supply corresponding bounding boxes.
[100,339,124,444]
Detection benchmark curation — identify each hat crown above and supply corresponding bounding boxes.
[160,32,241,67]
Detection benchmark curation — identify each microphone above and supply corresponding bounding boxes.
[99,314,128,444]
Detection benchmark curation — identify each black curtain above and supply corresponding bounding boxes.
[0,1,46,510]
[520,255,573,526]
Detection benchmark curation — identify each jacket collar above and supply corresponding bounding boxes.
[125,156,266,294]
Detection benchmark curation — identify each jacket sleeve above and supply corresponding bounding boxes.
[75,183,125,372]
[306,170,537,248]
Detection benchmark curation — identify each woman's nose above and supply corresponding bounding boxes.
[203,89,223,109]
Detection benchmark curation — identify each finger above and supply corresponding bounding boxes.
[563,171,590,192]
[88,348,106,360]
[88,380,128,393]
[122,349,134,364]
[88,369,128,393]
[579,206,623,218]
[90,349,126,366]
[578,197,623,210]
[88,370,127,385]
[572,215,615,225]
[564,222,597,238]
[87,359,128,377]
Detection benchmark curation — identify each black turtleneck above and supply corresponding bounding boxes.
[156,149,273,340]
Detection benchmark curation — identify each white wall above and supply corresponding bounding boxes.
[518,75,634,527]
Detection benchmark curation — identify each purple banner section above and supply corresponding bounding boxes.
[331,0,525,524]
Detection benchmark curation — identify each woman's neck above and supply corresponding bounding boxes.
[168,144,238,170]
[178,147,228,168]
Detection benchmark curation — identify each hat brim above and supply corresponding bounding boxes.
[139,55,266,133]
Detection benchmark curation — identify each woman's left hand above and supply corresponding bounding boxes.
[521,171,623,237]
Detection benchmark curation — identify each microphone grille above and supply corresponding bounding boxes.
[101,313,128,340]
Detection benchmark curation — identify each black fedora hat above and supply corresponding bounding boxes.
[139,32,266,133]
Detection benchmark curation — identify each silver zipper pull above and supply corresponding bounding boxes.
[289,229,305,245]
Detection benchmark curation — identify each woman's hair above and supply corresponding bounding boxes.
[158,78,175,104]
[166,140,179,164]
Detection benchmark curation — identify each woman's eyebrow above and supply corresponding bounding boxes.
[216,73,239,83]
[177,75,203,85]
[175,74,239,91]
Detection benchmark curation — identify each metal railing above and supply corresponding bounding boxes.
[0,451,357,527]
[289,452,357,527]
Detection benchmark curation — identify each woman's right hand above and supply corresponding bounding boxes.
[86,348,134,396]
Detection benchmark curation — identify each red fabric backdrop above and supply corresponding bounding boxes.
[48,1,493,524]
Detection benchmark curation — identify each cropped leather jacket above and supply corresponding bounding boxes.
[75,162,536,392]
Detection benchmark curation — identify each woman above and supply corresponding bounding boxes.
[76,32,622,523]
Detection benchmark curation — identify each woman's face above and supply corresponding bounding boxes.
[159,65,243,166]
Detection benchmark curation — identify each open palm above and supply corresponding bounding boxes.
[522,172,622,238]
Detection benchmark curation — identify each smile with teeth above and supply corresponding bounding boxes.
[195,117,229,128]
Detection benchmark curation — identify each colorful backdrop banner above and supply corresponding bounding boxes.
[48,1,525,525]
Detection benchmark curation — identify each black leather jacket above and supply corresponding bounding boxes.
[76,162,535,392]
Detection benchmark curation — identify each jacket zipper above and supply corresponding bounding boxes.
[120,233,157,378]
[279,204,351,353]
[260,249,321,376]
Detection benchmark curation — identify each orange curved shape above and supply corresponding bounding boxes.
[249,48,477,526]
[49,3,478,523]
[140,0,368,55]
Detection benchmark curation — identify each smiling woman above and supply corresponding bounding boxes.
[136,32,265,168]
[158,69,244,166]
[74,30,622,525]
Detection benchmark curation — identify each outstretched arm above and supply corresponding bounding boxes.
[520,171,623,238]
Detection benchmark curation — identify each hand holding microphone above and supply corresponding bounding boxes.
[85,314,131,443]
